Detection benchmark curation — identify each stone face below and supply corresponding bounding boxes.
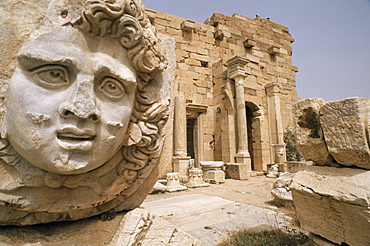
[291,166,370,246]
[292,98,332,165]
[0,0,171,226]
[320,97,370,169]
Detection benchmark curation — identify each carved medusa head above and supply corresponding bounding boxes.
[0,0,169,225]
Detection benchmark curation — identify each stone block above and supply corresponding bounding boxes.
[186,168,210,188]
[291,166,370,246]
[268,46,279,55]
[243,38,256,48]
[200,161,225,184]
[172,156,191,179]
[180,20,195,32]
[166,172,188,192]
[320,97,370,169]
[225,163,250,180]
[293,98,333,165]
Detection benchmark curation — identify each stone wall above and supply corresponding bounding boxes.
[146,9,300,171]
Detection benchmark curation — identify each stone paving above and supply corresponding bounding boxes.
[142,194,290,245]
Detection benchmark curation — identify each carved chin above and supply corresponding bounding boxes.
[0,138,153,225]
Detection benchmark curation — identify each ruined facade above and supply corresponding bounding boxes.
[145,10,300,174]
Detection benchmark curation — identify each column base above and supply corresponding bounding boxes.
[235,152,251,168]
[172,156,191,181]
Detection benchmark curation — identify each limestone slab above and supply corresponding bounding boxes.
[320,97,370,169]
[142,194,290,245]
[292,98,332,165]
[291,166,370,246]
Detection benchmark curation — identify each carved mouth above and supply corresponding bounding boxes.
[57,128,96,151]
[57,133,95,142]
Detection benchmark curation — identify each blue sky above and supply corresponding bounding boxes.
[143,0,370,102]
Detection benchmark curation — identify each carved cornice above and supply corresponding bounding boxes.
[186,103,208,119]
[265,82,280,96]
[227,56,249,80]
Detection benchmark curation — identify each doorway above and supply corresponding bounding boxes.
[186,118,196,159]
[245,102,262,171]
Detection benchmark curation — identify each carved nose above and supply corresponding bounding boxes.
[59,104,100,122]
[59,80,101,122]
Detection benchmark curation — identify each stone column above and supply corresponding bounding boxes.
[266,83,286,164]
[172,95,190,180]
[227,56,251,170]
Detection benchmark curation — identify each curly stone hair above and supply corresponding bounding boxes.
[72,0,168,183]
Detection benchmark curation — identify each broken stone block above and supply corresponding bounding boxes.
[166,172,187,192]
[200,161,225,184]
[293,98,333,165]
[320,97,370,169]
[291,166,370,246]
[186,168,210,188]
[225,163,251,180]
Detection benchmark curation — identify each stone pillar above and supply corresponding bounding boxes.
[227,56,251,169]
[173,95,190,180]
[266,83,286,164]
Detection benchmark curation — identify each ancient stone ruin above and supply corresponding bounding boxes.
[6,0,366,245]
[291,97,370,246]
[0,0,170,226]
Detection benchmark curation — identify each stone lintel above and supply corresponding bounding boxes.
[186,103,208,118]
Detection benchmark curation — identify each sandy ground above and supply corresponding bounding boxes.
[144,176,283,211]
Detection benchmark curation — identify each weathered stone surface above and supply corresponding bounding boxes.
[320,97,370,169]
[142,194,290,245]
[0,208,201,246]
[186,168,210,188]
[166,172,188,192]
[226,163,250,180]
[271,172,295,201]
[201,161,225,184]
[0,0,171,226]
[291,166,370,246]
[292,98,332,165]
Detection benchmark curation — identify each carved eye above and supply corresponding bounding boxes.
[99,77,125,100]
[32,65,69,88]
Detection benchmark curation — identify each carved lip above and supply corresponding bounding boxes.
[57,127,96,151]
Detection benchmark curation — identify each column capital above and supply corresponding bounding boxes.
[265,82,279,96]
[227,56,249,80]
